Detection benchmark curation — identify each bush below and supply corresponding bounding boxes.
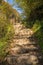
[0,12,14,61]
[32,20,43,51]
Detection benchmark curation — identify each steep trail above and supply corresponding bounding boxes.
[6,22,43,65]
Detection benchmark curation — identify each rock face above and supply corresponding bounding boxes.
[6,22,43,65]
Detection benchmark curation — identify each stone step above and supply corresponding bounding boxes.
[10,43,39,48]
[8,51,43,56]
[6,53,43,65]
[22,45,40,50]
[14,22,25,28]
[11,38,36,46]
[14,29,33,36]
[14,35,32,38]
[14,23,25,32]
[10,43,40,49]
[14,23,33,36]
[9,44,41,55]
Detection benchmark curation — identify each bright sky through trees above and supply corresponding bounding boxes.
[4,0,22,13]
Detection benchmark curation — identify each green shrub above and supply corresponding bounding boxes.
[32,20,43,51]
[0,12,14,61]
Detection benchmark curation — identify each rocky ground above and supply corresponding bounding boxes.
[1,22,43,65]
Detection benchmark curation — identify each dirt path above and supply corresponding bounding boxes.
[5,22,43,65]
